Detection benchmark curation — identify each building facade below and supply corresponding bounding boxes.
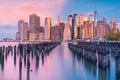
[16,19,28,41]
[59,22,65,41]
[50,26,61,41]
[44,17,52,40]
[73,14,80,39]
[58,16,61,26]
[94,9,98,38]
[63,22,71,41]
[97,21,107,38]
[29,14,40,41]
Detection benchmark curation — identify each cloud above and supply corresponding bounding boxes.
[0,0,66,25]
[0,25,17,39]
[0,0,66,39]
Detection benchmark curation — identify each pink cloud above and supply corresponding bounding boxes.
[0,0,66,25]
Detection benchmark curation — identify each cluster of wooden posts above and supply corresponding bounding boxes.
[68,42,120,70]
[0,42,61,72]
[115,49,120,78]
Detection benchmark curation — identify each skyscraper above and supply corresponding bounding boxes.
[16,32,20,41]
[80,14,84,26]
[39,26,44,40]
[63,22,71,41]
[97,21,107,38]
[23,22,28,40]
[29,14,40,33]
[50,26,61,41]
[72,14,80,39]
[94,9,98,38]
[44,17,52,40]
[29,14,40,40]
[18,20,24,41]
[68,15,72,40]
[73,14,80,39]
[58,16,61,26]
[84,21,94,39]
[111,17,115,26]
[68,15,72,27]
[17,19,28,41]
[59,22,65,40]
[89,14,94,39]
[89,14,94,23]
[80,14,84,39]
[71,15,74,40]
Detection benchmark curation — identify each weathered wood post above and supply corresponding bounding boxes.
[14,45,17,66]
[115,52,120,79]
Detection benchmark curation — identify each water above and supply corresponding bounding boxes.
[0,42,117,80]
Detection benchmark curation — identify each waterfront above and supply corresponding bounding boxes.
[0,42,117,80]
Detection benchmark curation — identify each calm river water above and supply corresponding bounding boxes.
[0,42,117,80]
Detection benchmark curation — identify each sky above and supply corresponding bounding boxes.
[0,0,120,40]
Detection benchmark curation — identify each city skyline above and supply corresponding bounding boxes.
[0,0,120,39]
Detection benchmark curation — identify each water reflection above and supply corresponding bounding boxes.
[115,54,120,80]
[19,57,22,80]
[14,46,17,67]
[27,57,30,80]
[0,55,4,72]
[42,54,44,65]
[0,42,119,80]
[35,56,39,71]
[24,53,26,67]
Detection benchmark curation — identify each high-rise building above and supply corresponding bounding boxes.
[29,14,40,40]
[44,17,52,40]
[16,19,28,41]
[39,26,44,33]
[58,16,61,26]
[50,26,61,41]
[16,32,20,41]
[84,16,89,22]
[110,17,119,33]
[68,15,72,40]
[68,15,72,28]
[39,26,44,40]
[59,22,65,40]
[72,14,80,40]
[29,14,40,33]
[80,14,84,39]
[75,14,80,39]
[111,17,115,29]
[23,22,28,40]
[97,21,107,38]
[80,14,84,26]
[89,15,94,39]
[89,14,94,23]
[63,22,71,41]
[18,20,24,41]
[83,21,94,39]
[94,9,98,38]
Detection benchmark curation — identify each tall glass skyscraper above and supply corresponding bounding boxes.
[29,14,40,33]
[94,9,98,38]
[72,14,79,40]
[44,17,52,40]
[29,14,40,40]
[17,20,28,41]
[68,15,73,40]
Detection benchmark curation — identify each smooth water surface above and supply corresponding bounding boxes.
[0,42,117,80]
